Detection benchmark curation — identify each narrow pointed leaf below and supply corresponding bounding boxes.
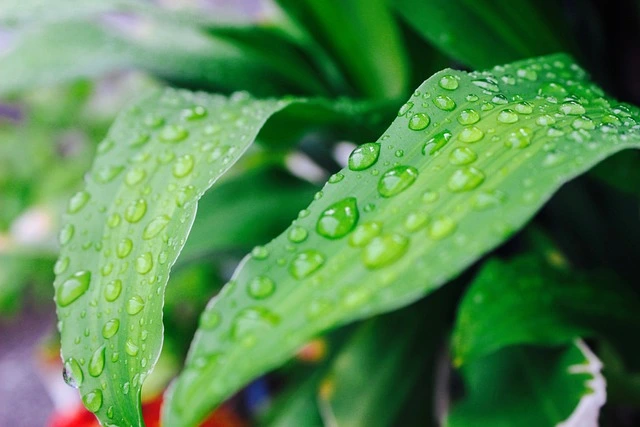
[394,0,568,68]
[447,340,606,427]
[164,54,640,425]
[52,88,369,425]
[452,255,640,366]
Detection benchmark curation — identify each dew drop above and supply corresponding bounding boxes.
[515,102,533,114]
[144,114,164,128]
[143,215,170,240]
[231,307,280,347]
[439,75,459,90]
[63,358,83,388]
[316,197,359,239]
[432,95,456,111]
[125,339,139,357]
[124,199,147,223]
[497,109,519,124]
[102,319,120,339]
[160,124,189,142]
[349,221,382,247]
[287,226,308,243]
[571,116,595,130]
[328,173,344,183]
[200,310,221,329]
[104,279,122,302]
[449,147,478,165]
[398,101,414,116]
[458,126,484,143]
[127,296,145,315]
[536,115,556,126]
[251,246,269,260]
[125,168,146,187]
[94,166,124,183]
[54,257,70,275]
[135,252,153,274]
[448,167,485,192]
[57,271,91,307]
[560,101,586,115]
[348,143,380,171]
[427,216,457,240]
[457,109,480,125]
[472,190,507,210]
[491,94,509,105]
[289,250,325,279]
[68,191,90,214]
[59,224,75,246]
[538,82,568,98]
[173,154,195,178]
[182,106,207,120]
[88,345,106,377]
[404,212,429,232]
[505,127,532,148]
[408,113,431,131]
[378,165,419,198]
[82,389,103,413]
[116,238,133,258]
[247,275,276,299]
[472,77,500,92]
[362,233,409,269]
[422,130,452,155]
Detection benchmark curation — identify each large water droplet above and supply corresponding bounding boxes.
[448,167,485,192]
[124,199,147,223]
[398,101,414,116]
[472,77,500,92]
[125,168,146,187]
[82,389,103,413]
[289,250,325,279]
[182,106,207,120]
[362,233,409,269]
[143,215,170,240]
[116,238,133,259]
[63,358,83,388]
[247,275,276,299]
[472,190,507,210]
[57,271,91,307]
[200,310,221,329]
[408,113,431,131]
[54,257,70,275]
[88,345,106,377]
[458,126,484,143]
[316,197,359,239]
[506,127,532,148]
[404,211,429,232]
[378,166,419,198]
[104,279,122,302]
[102,319,120,339]
[125,339,139,356]
[422,130,452,155]
[348,143,380,171]
[68,191,90,214]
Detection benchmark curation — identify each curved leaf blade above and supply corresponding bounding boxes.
[452,255,640,366]
[164,53,640,425]
[447,340,606,427]
[52,88,372,425]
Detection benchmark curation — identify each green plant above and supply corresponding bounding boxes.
[2,1,640,426]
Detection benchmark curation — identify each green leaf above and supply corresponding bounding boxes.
[52,88,369,425]
[394,0,568,69]
[451,255,640,366]
[591,150,640,197]
[0,19,307,97]
[180,167,317,261]
[446,340,606,427]
[163,53,640,426]
[318,294,450,427]
[0,252,54,314]
[274,0,409,99]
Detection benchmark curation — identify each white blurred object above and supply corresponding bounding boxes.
[333,141,357,168]
[285,152,327,185]
[9,206,54,246]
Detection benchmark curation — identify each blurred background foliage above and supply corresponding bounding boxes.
[1,0,640,426]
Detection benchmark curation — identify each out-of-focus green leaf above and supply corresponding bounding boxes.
[52,87,370,425]
[0,252,54,314]
[0,19,310,97]
[591,150,640,197]
[180,167,317,262]
[452,255,640,366]
[164,54,640,426]
[318,294,449,427]
[275,0,409,99]
[447,340,606,427]
[394,0,568,69]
